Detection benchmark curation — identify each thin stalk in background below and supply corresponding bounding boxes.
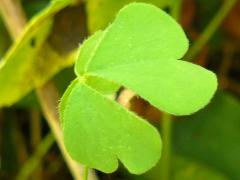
[159,113,173,180]
[30,109,42,180]
[185,0,238,60]
[16,133,55,180]
[0,0,26,39]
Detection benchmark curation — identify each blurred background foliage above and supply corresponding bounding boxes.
[0,0,240,179]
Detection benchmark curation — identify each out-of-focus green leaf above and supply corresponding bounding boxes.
[13,91,39,109]
[171,155,228,180]
[0,19,52,106]
[128,154,228,180]
[0,0,80,107]
[31,44,76,86]
[23,0,50,18]
[60,80,161,174]
[173,91,240,179]
[86,0,172,33]
[53,67,76,94]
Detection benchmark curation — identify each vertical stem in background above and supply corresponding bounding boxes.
[160,113,172,180]
[159,1,182,180]
[219,42,235,89]
[36,83,88,180]
[14,121,28,164]
[16,133,55,180]
[30,109,42,180]
[0,0,27,39]
[30,109,42,150]
[185,0,238,60]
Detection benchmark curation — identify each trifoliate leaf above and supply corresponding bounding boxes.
[60,2,218,175]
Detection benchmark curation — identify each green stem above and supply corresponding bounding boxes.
[83,166,89,180]
[30,109,42,180]
[160,113,172,180]
[185,0,237,60]
[16,133,55,180]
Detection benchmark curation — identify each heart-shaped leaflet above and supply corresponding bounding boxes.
[60,2,217,174]
[61,80,161,174]
[75,3,217,115]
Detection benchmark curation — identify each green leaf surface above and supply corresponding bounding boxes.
[75,30,104,75]
[85,75,120,94]
[90,60,217,115]
[0,19,52,106]
[75,30,120,94]
[59,79,78,125]
[171,155,228,180]
[0,0,77,107]
[75,3,217,115]
[173,91,240,179]
[86,0,171,33]
[60,81,161,174]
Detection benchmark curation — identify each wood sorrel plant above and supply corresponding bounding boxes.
[59,2,217,174]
